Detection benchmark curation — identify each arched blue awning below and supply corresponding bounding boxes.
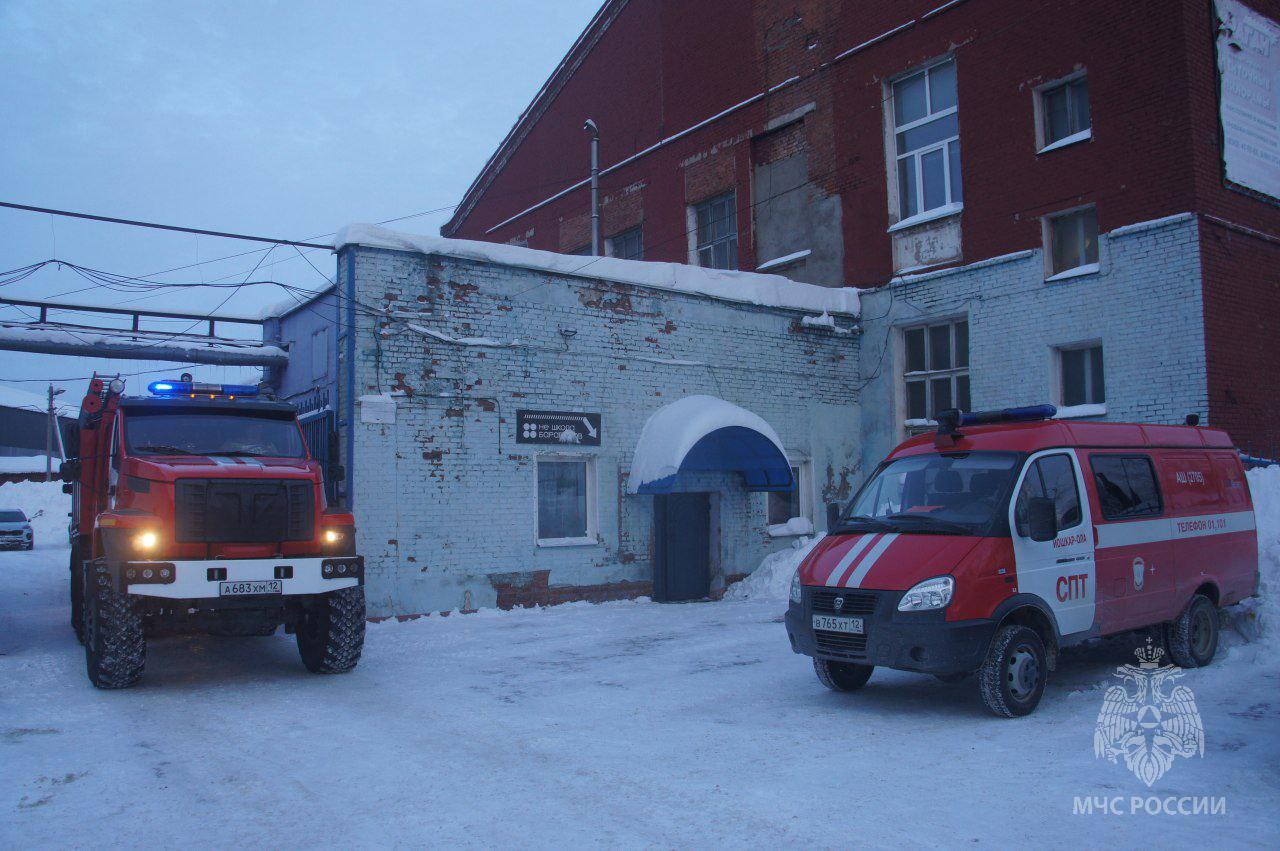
[628,395,793,494]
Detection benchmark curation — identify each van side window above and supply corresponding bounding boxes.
[1090,455,1162,519]
[1014,454,1082,536]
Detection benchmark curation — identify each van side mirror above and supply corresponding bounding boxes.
[329,464,346,483]
[1027,497,1058,542]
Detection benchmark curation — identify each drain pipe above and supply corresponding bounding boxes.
[583,118,600,256]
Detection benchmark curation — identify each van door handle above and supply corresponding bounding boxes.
[1056,555,1089,564]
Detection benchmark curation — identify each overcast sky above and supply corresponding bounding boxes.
[0,0,600,404]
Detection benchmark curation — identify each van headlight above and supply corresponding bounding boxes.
[897,575,954,612]
[789,569,803,604]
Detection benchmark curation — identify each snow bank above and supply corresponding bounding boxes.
[726,534,825,602]
[0,480,70,546]
[1232,466,1280,651]
[334,224,860,316]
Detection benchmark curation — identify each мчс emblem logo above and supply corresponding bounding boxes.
[1093,639,1204,786]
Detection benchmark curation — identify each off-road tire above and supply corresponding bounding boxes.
[84,584,146,689]
[1165,594,1219,669]
[979,625,1047,718]
[70,548,85,645]
[297,587,365,674]
[813,657,874,691]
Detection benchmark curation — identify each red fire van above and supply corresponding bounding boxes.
[784,406,1259,716]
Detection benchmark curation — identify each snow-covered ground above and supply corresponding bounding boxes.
[2,479,1279,847]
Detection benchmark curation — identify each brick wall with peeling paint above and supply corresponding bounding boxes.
[296,245,859,617]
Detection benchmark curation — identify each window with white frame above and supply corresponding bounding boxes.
[767,460,811,531]
[1038,74,1090,150]
[606,226,643,261]
[1044,206,1099,277]
[536,457,596,545]
[1059,344,1105,406]
[904,319,970,423]
[891,58,962,222]
[694,192,738,269]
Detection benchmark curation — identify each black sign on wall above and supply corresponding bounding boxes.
[516,410,602,446]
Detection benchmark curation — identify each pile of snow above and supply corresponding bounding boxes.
[1233,466,1280,651]
[0,479,70,546]
[334,224,860,317]
[726,534,824,601]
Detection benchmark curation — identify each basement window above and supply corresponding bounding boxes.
[767,460,814,536]
[537,457,597,546]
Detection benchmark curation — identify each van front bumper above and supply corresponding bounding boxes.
[118,556,363,599]
[785,587,995,676]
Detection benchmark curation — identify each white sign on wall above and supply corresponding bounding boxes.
[1215,0,1280,200]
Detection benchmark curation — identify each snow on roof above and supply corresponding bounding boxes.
[255,285,335,321]
[0,385,77,418]
[334,224,860,317]
[0,321,288,368]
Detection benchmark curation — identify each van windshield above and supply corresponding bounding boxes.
[837,451,1023,537]
[124,410,306,459]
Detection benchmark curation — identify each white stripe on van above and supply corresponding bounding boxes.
[843,533,899,588]
[825,534,877,586]
[1095,510,1255,549]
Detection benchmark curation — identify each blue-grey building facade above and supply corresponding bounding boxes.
[267,214,1208,617]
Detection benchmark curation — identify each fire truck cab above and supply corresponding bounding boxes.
[63,375,365,689]
[785,405,1259,716]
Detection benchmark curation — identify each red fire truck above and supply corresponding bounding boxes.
[785,405,1259,716]
[62,375,365,688]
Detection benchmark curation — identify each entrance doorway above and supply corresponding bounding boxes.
[653,492,712,602]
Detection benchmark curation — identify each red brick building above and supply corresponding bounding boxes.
[444,0,1280,456]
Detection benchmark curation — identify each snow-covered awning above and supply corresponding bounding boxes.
[628,395,793,494]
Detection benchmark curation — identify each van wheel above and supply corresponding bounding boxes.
[979,625,1046,717]
[1166,594,1218,668]
[813,658,874,691]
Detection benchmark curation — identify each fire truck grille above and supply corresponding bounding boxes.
[809,590,878,616]
[814,630,869,657]
[175,479,315,543]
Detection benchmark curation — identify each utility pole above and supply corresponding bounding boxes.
[583,118,601,256]
[45,384,65,481]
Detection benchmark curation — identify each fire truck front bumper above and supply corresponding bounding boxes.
[118,556,363,599]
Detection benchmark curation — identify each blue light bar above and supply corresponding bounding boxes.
[960,404,1057,426]
[148,380,259,398]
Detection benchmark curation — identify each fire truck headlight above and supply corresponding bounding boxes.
[897,575,954,612]
[134,531,159,551]
[322,528,346,545]
[789,569,803,604]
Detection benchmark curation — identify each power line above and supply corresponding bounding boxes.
[0,201,333,250]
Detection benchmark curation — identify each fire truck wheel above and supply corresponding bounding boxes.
[1165,594,1219,669]
[813,658,874,692]
[70,549,85,645]
[297,587,366,674]
[84,587,146,689]
[978,625,1046,718]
